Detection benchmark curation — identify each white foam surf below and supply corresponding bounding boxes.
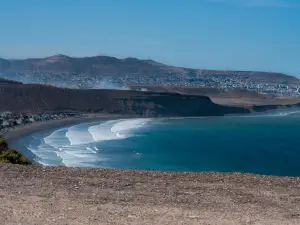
[43,128,69,148]
[110,118,152,138]
[26,118,152,167]
[55,147,104,168]
[65,123,94,145]
[88,118,152,142]
[88,120,122,142]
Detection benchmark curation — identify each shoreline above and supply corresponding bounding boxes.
[5,110,300,170]
[4,113,133,143]
[4,107,300,144]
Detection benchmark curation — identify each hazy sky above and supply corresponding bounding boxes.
[0,0,300,76]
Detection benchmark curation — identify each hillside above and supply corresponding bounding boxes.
[0,55,299,84]
[0,82,250,116]
[0,77,22,85]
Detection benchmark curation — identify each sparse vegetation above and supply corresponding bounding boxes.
[0,138,31,164]
[0,138,8,153]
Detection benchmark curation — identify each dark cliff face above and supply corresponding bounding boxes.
[0,84,250,116]
[116,94,249,117]
[114,95,249,117]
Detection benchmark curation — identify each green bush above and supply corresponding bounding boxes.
[0,138,8,153]
[0,148,31,165]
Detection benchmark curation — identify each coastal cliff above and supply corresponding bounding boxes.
[0,83,250,116]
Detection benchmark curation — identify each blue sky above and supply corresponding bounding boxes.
[0,0,300,76]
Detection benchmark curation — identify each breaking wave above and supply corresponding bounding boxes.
[25,118,152,167]
[88,118,151,142]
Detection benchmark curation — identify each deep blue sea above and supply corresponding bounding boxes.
[12,110,300,176]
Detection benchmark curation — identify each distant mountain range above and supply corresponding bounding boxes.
[0,54,299,85]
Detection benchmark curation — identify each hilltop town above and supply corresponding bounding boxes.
[1,55,300,97]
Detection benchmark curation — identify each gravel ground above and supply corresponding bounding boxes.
[0,164,300,225]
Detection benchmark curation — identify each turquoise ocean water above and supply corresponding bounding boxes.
[12,110,300,176]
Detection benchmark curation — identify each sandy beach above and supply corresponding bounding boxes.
[4,113,127,143]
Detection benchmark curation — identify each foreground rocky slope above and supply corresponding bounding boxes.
[0,164,299,225]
